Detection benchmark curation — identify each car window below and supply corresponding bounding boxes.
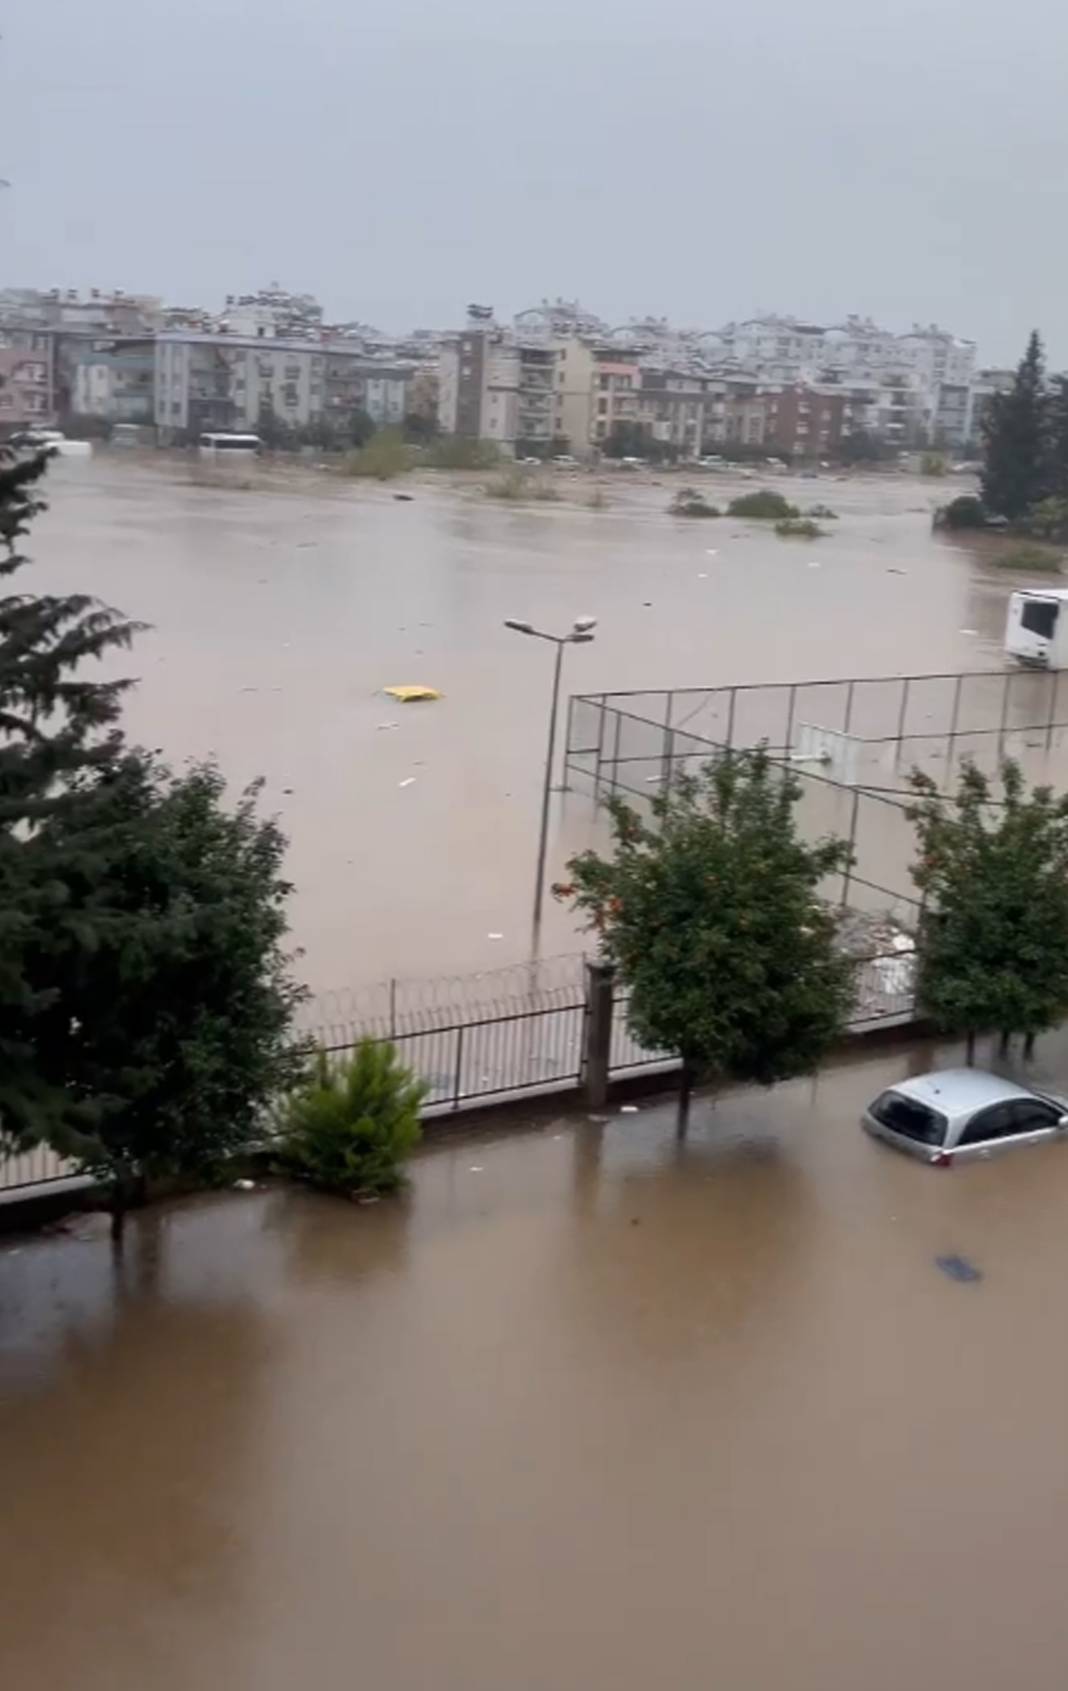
[870,1090,947,1146]
[958,1101,1035,1146]
[1006,1098,1062,1133]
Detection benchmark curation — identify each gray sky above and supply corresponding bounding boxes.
[3,0,1066,363]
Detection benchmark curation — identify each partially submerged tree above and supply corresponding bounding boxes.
[0,449,140,1145]
[981,330,1049,519]
[26,756,304,1234]
[282,1040,425,1197]
[908,760,1068,1062]
[556,751,855,1124]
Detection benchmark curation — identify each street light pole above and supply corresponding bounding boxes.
[504,616,596,951]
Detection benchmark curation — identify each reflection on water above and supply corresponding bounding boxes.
[5,1030,1068,1688]
[30,458,1008,991]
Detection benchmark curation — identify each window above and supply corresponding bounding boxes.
[957,1103,1023,1146]
[1021,598,1058,640]
[870,1091,947,1146]
[1007,1098,1062,1133]
[600,375,609,389]
[598,398,608,415]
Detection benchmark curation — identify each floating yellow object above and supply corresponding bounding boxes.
[383,684,442,703]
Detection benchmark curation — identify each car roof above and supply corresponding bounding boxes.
[890,1068,1037,1118]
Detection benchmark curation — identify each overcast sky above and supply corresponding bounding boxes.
[3,0,1066,363]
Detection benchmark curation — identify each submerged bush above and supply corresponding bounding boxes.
[425,436,502,470]
[775,517,825,538]
[282,1041,425,1197]
[669,487,721,517]
[991,543,1062,572]
[936,494,985,530]
[807,503,838,519]
[345,430,414,481]
[727,489,799,519]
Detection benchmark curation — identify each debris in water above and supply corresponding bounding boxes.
[487,932,504,940]
[384,685,441,703]
[282,788,294,795]
[233,1179,256,1192]
[807,560,821,569]
[887,567,907,576]
[239,687,259,693]
[698,572,708,579]
[355,1194,380,1205]
[398,777,416,788]
[705,549,718,556]
[469,1166,484,1173]
[958,628,978,636]
[393,493,413,502]
[935,1254,982,1283]
[377,721,399,731]
[620,1104,639,1114]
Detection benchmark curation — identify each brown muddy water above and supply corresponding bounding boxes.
[5,1031,1068,1689]
[27,455,1029,993]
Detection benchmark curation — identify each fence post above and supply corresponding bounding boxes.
[840,789,861,907]
[452,1024,465,1111]
[660,691,675,794]
[583,958,616,1110]
[1047,669,1058,753]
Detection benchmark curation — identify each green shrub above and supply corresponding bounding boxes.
[937,494,985,529]
[807,503,838,519]
[775,517,825,538]
[727,489,799,519]
[1024,497,1068,541]
[921,452,948,476]
[991,544,1062,572]
[282,1041,425,1197]
[345,429,414,481]
[425,436,502,470]
[669,487,721,517]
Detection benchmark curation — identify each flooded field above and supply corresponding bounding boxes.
[5,1029,1068,1689]
[30,455,1027,992]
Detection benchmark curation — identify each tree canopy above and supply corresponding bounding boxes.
[981,330,1049,519]
[908,759,1068,1058]
[556,751,854,1119]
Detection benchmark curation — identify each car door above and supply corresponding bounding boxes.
[951,1098,1063,1162]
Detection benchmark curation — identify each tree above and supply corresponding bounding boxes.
[555,751,854,1124]
[1046,374,1068,500]
[282,1040,425,1197]
[981,330,1049,518]
[908,760,1068,1063]
[25,755,304,1234]
[839,429,885,465]
[0,449,140,1145]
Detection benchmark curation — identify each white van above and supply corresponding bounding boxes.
[1005,589,1068,666]
[197,432,262,457]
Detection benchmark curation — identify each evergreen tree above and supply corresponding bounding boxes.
[0,450,139,1142]
[908,760,1068,1062]
[980,330,1049,518]
[26,755,304,1233]
[555,751,854,1125]
[1046,374,1068,500]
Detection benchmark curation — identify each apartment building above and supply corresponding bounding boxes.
[0,341,53,427]
[763,385,845,458]
[155,333,409,438]
[74,338,155,424]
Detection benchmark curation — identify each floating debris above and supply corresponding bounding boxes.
[384,685,442,703]
[398,777,416,789]
[935,1254,982,1284]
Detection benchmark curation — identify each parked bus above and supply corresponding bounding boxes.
[198,432,262,456]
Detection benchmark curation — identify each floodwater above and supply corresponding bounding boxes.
[27,455,1025,995]
[5,1030,1068,1688]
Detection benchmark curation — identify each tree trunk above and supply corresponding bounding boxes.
[965,1030,976,1067]
[999,1031,1011,1056]
[109,1166,146,1248]
[1024,1032,1036,1059]
[678,1059,695,1137]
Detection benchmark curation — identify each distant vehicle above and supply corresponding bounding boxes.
[863,1069,1068,1165]
[698,455,726,469]
[764,456,788,469]
[951,460,982,474]
[519,456,542,465]
[198,432,262,456]
[551,453,579,467]
[619,455,644,467]
[1004,589,1068,666]
[8,428,91,458]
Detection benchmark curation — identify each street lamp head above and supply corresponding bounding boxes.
[503,618,535,635]
[572,616,597,634]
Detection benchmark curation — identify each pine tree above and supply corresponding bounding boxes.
[1046,374,1068,501]
[555,750,855,1125]
[980,330,1050,518]
[0,450,140,1143]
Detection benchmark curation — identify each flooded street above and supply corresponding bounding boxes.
[5,1031,1068,1688]
[29,455,1022,992]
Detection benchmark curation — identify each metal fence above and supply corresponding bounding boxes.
[0,950,918,1195]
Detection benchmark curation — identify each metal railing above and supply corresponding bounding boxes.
[0,950,918,1195]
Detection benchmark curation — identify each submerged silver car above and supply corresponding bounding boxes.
[863,1069,1068,1165]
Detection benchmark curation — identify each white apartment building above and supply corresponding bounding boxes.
[154,332,409,438]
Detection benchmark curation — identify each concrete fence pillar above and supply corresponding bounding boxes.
[583,958,616,1109]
